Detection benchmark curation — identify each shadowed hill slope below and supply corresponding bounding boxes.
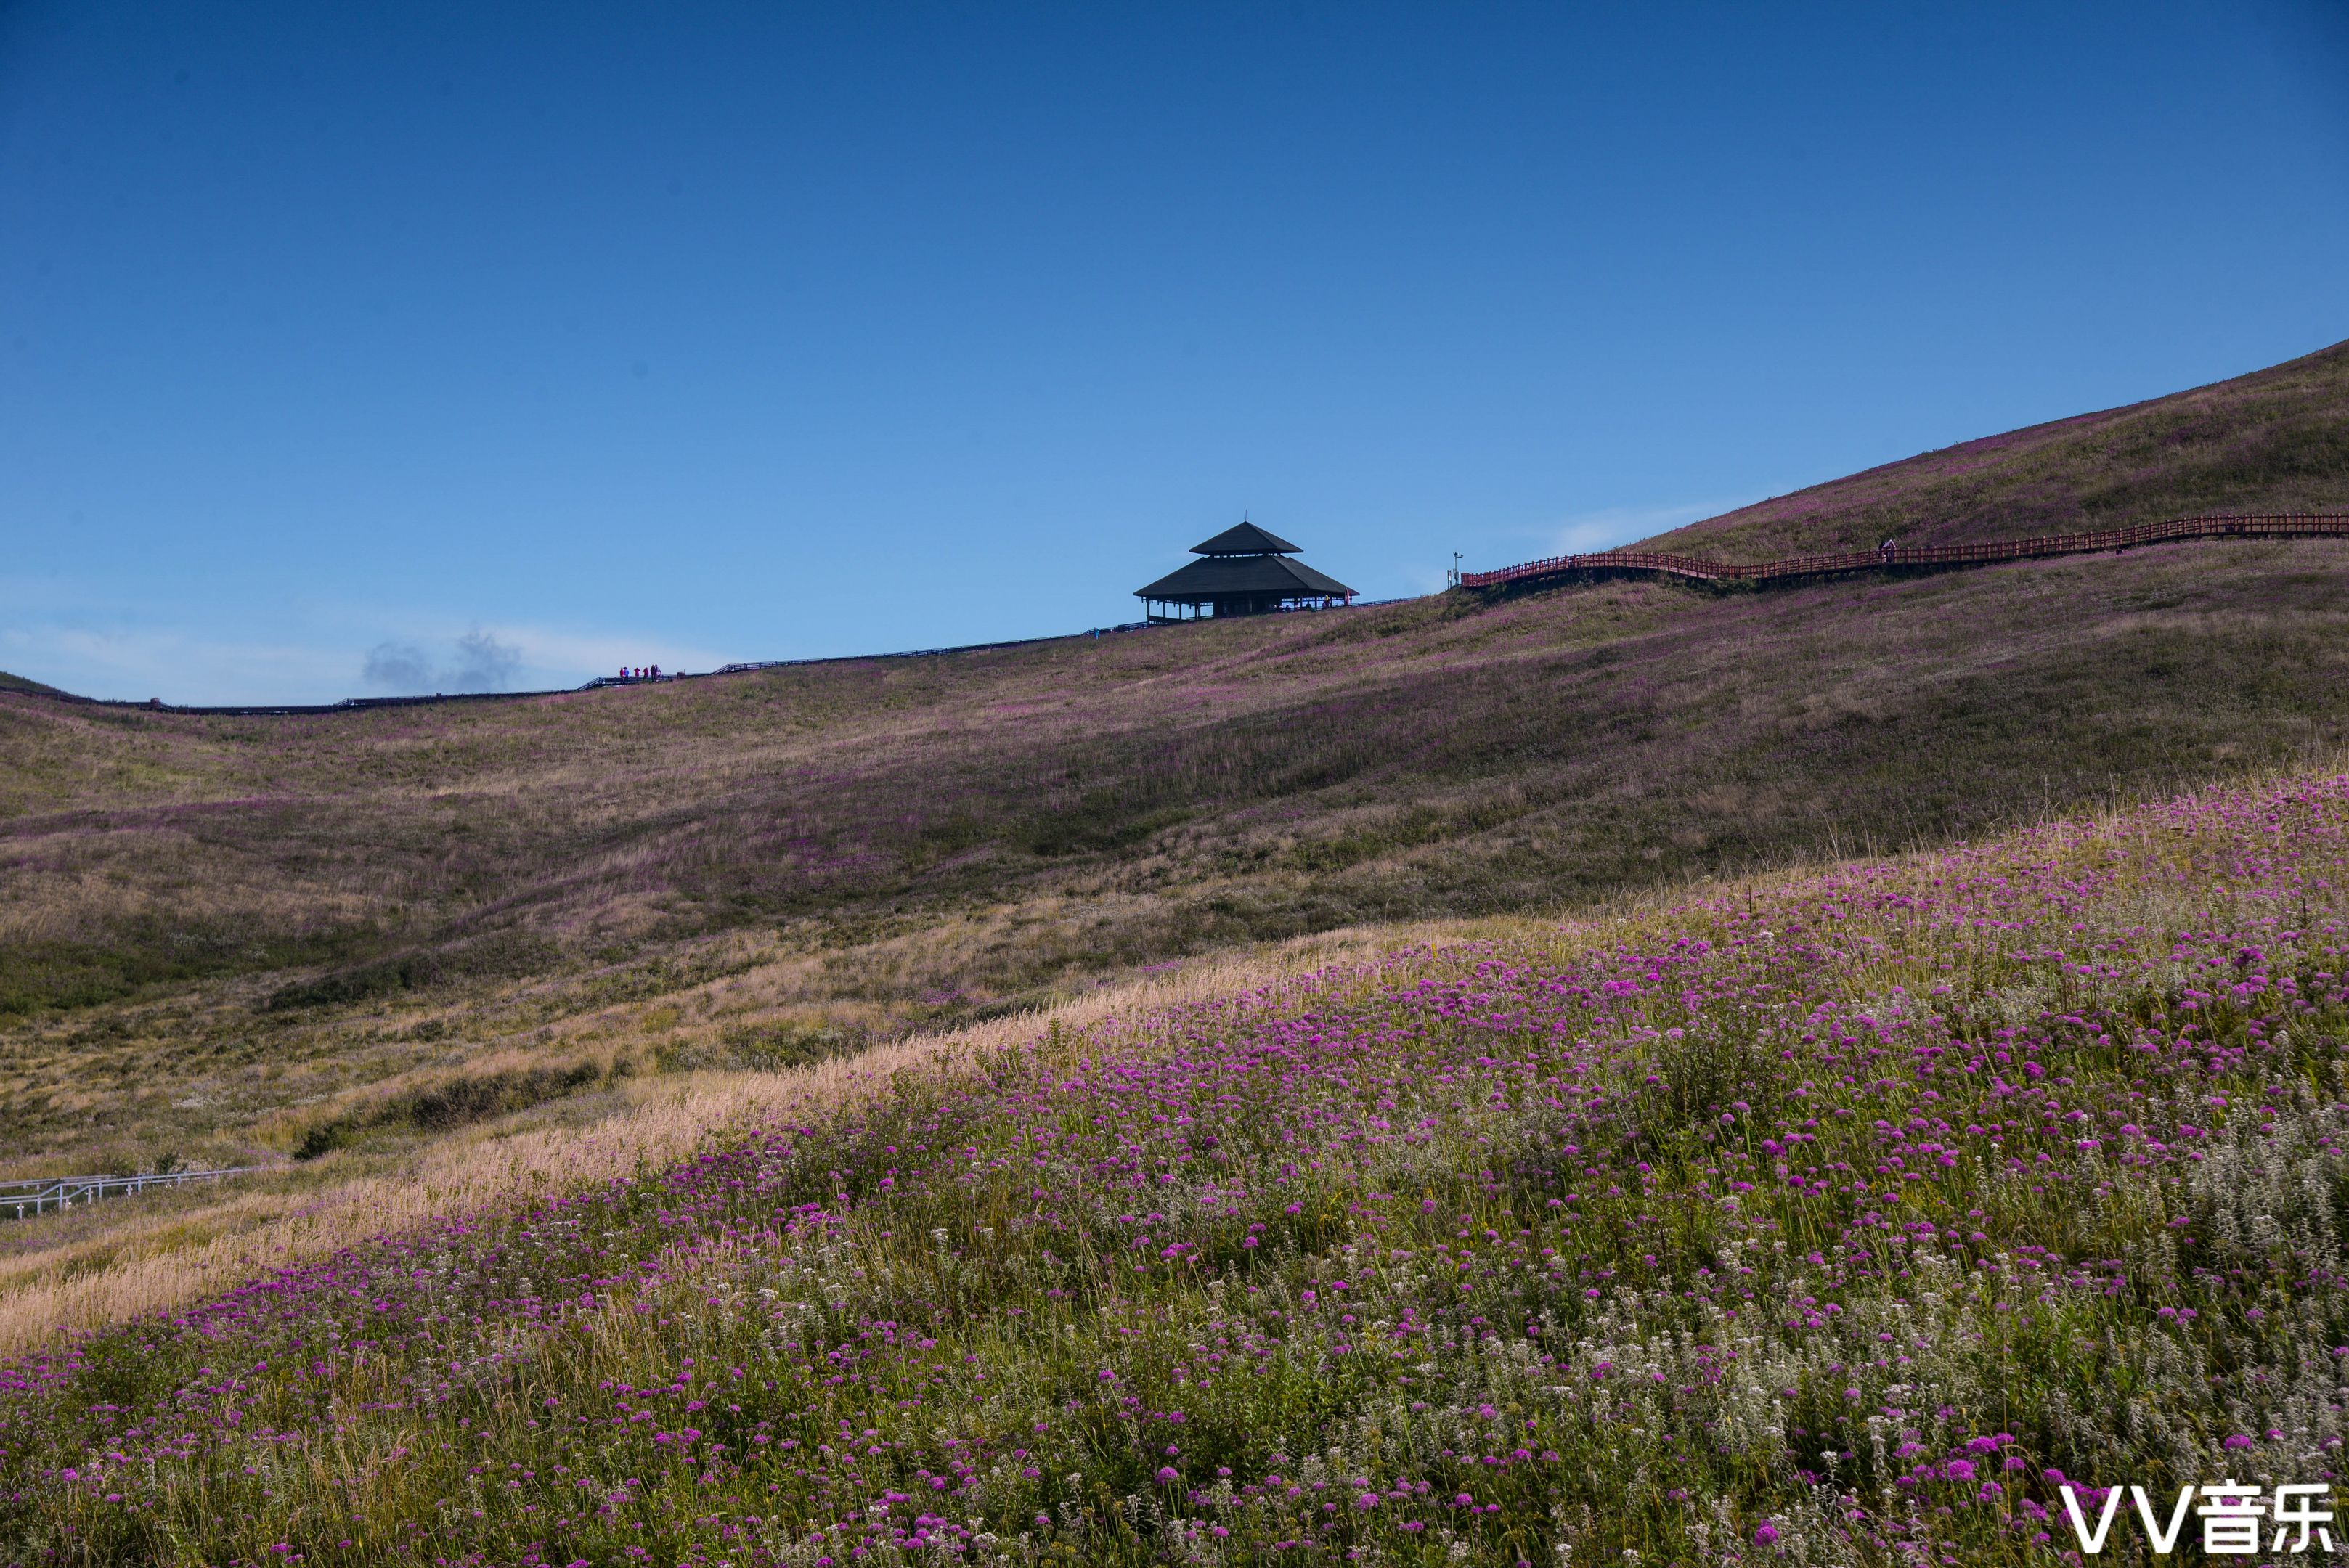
[1640,336,2349,561]
[8,541,2348,1007]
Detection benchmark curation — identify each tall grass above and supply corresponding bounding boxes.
[4,769,2349,1563]
[0,936,1417,1357]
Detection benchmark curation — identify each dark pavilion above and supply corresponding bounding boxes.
[1133,523,1358,624]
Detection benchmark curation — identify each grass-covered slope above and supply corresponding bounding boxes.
[6,769,2348,1566]
[1,536,2346,1179]
[1642,337,2349,562]
[0,337,2344,1184]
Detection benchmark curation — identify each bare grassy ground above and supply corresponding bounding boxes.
[1646,335,2349,560]
[1,538,2346,1192]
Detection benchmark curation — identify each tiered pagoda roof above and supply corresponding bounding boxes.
[1134,524,1356,614]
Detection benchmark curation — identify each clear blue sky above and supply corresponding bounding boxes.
[5,1,2347,702]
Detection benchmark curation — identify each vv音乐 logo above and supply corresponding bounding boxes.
[2061,1481,2336,1556]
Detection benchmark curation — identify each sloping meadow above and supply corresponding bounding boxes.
[6,775,2349,1567]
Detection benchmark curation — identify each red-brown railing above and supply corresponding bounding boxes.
[1459,513,2349,592]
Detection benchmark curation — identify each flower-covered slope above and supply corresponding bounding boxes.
[1637,335,2349,561]
[8,774,2349,1566]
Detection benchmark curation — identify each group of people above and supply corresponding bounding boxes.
[617,664,664,682]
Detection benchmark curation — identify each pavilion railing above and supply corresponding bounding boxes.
[1459,512,2349,592]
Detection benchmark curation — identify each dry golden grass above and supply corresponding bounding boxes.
[0,918,1486,1355]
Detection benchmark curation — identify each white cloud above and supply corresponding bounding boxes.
[1540,497,1754,555]
[0,576,738,705]
[447,629,523,692]
[1401,499,1764,594]
[0,624,333,703]
[361,641,435,690]
[487,623,730,681]
[357,629,542,694]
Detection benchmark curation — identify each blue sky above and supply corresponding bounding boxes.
[4,1,2347,702]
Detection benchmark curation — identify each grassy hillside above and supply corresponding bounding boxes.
[4,766,2346,1565]
[0,340,2344,1564]
[1640,336,2349,561]
[2,536,2348,1181]
[0,335,2342,1227]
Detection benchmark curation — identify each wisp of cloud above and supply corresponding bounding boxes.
[360,642,433,691]
[360,630,524,693]
[447,629,521,691]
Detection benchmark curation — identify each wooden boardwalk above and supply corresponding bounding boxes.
[1460,512,2349,593]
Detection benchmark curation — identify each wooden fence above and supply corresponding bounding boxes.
[1459,512,2349,592]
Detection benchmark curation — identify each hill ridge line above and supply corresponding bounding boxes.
[9,513,2339,717]
[0,597,1410,719]
[0,624,1166,719]
[1463,510,2349,591]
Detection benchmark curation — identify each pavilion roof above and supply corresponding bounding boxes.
[1134,552,1356,601]
[1190,522,1303,556]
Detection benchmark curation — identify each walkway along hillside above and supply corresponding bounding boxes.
[1460,510,2349,592]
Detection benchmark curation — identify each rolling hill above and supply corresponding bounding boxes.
[0,340,2342,1568]
[0,338,2343,1191]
